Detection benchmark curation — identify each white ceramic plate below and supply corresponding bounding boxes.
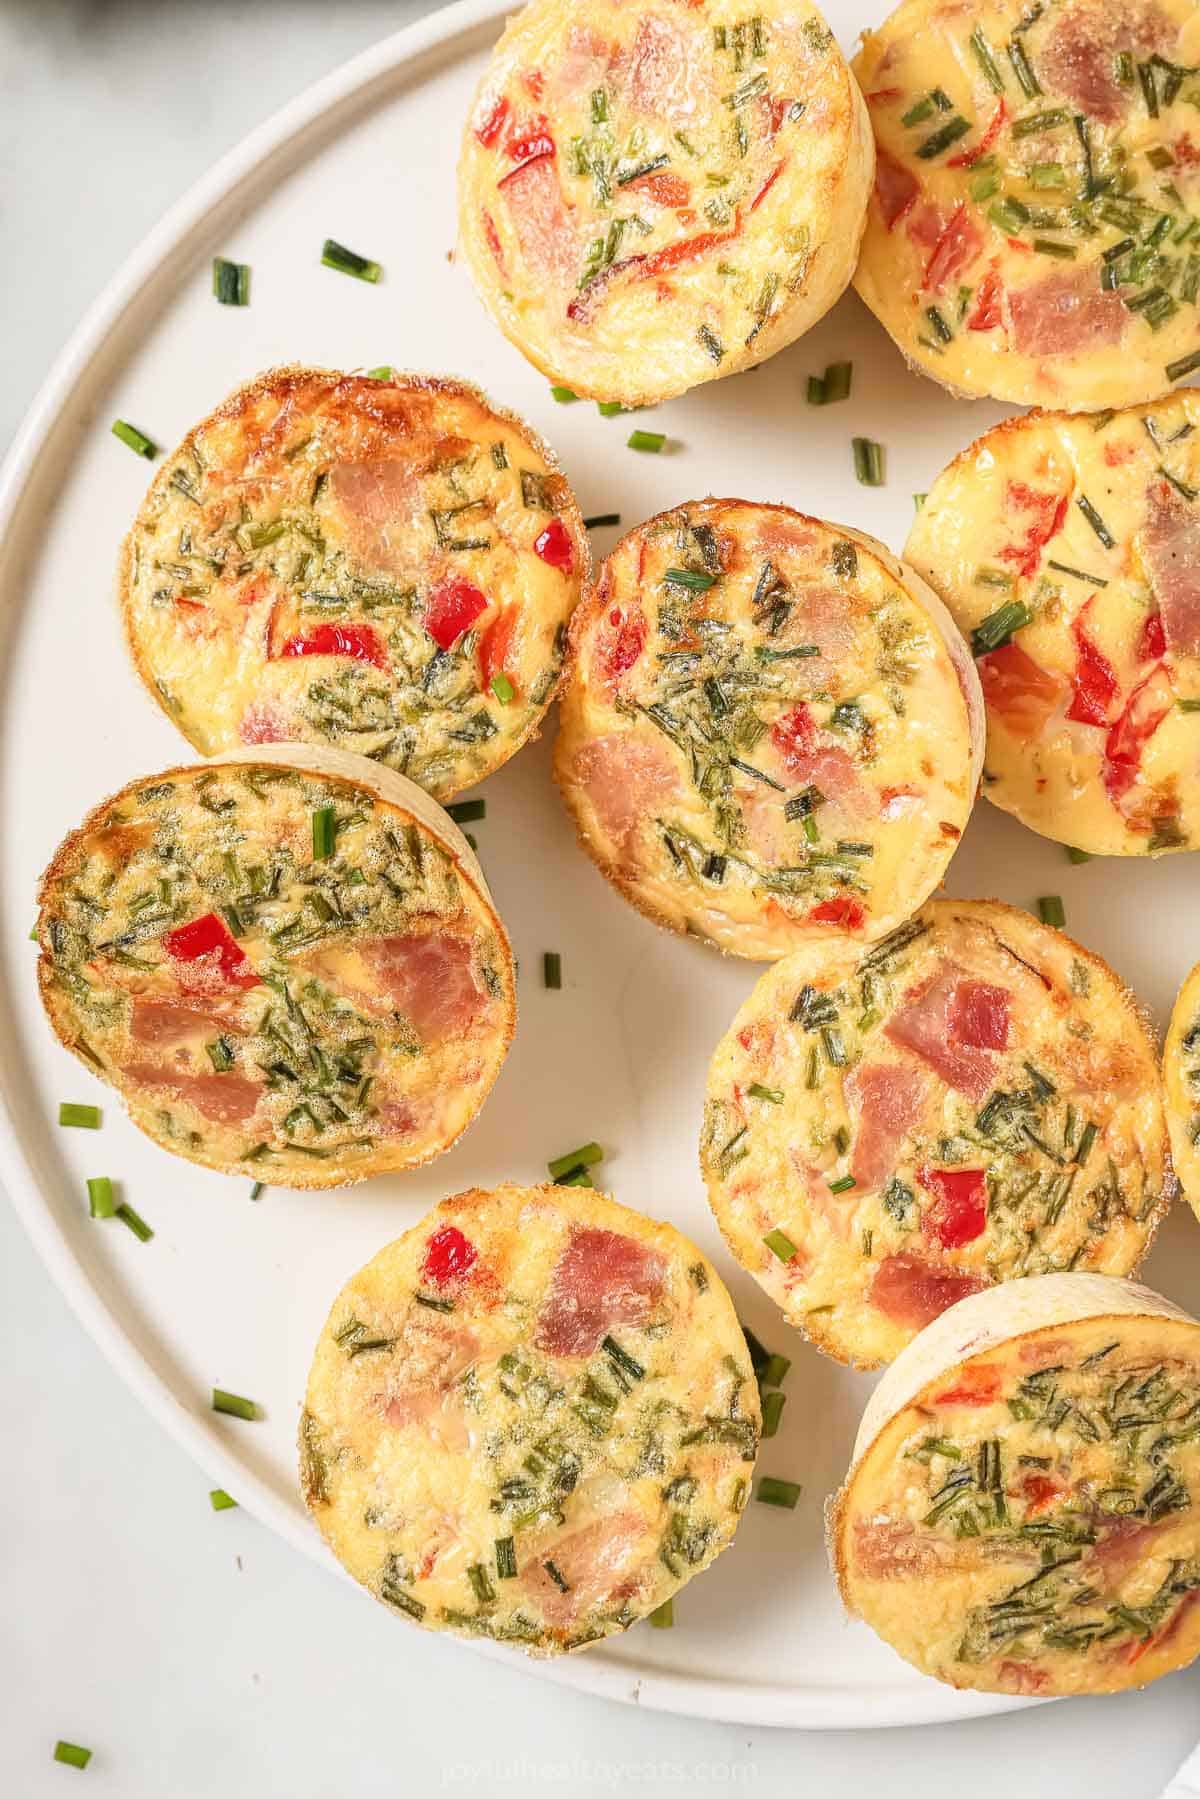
[2,0,1198,1731]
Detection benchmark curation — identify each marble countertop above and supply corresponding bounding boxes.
[1,3,1197,1793]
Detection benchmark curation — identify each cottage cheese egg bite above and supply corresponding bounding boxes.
[555,500,983,959]
[120,366,587,802]
[702,899,1172,1367]
[831,1275,1200,1696]
[458,0,873,405]
[1165,958,1200,1221]
[906,397,1200,856]
[300,1183,760,1651]
[854,0,1200,409]
[35,746,515,1188]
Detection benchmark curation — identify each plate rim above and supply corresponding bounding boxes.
[0,0,1036,1730]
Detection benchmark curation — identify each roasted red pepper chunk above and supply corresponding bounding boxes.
[425,576,489,651]
[770,703,818,768]
[163,913,261,990]
[1066,603,1119,727]
[475,94,510,148]
[277,622,388,671]
[422,1224,478,1287]
[533,517,574,573]
[999,483,1070,580]
[917,1164,988,1248]
[934,1362,1002,1406]
[594,604,648,687]
[1021,1472,1065,1516]
[809,896,866,931]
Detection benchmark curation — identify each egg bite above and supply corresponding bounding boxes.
[35,745,515,1188]
[1165,959,1200,1222]
[830,1274,1200,1696]
[119,366,588,801]
[554,500,983,959]
[300,1183,760,1651]
[457,0,873,406]
[906,398,1200,856]
[701,898,1173,1367]
[854,0,1200,410]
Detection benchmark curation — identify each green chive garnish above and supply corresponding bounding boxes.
[583,513,621,528]
[748,1082,783,1104]
[913,492,927,510]
[761,1390,787,1438]
[1047,559,1107,587]
[915,116,970,159]
[761,1352,791,1387]
[550,386,580,403]
[111,419,156,458]
[1066,847,1092,864]
[495,1536,517,1580]
[827,1174,856,1195]
[547,1141,603,1179]
[597,401,625,417]
[628,429,666,452]
[491,673,515,704]
[648,1598,674,1628]
[543,951,562,989]
[312,805,336,861]
[366,366,394,379]
[53,1742,92,1770]
[806,373,827,404]
[249,1181,265,1202]
[209,1488,238,1511]
[756,1476,802,1509]
[970,28,1006,92]
[212,1388,260,1421]
[1077,495,1115,547]
[763,1228,797,1262]
[971,600,1032,655]
[87,1177,115,1219]
[448,799,486,823]
[852,437,884,486]
[1037,894,1067,928]
[663,567,716,591]
[823,361,853,403]
[1167,348,1200,383]
[212,257,250,305]
[321,238,381,282]
[116,1202,153,1243]
[59,1103,101,1129]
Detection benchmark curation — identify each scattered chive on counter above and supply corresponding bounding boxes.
[806,360,853,405]
[249,1182,265,1202]
[116,1202,153,1243]
[543,951,562,989]
[447,799,486,824]
[852,437,884,486]
[209,1488,238,1511]
[628,429,665,452]
[366,365,394,380]
[111,419,156,458]
[583,513,621,529]
[53,1742,92,1771]
[648,1599,675,1628]
[212,1388,260,1422]
[59,1103,100,1129]
[761,1390,787,1438]
[212,257,250,305]
[320,238,381,283]
[550,386,580,403]
[1066,847,1092,865]
[597,401,625,417]
[86,1177,115,1219]
[1037,895,1067,928]
[547,1141,604,1185]
[756,1476,802,1509]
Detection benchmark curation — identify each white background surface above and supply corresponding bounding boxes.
[1,2,1198,1793]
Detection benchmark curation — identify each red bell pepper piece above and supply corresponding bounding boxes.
[917,1165,988,1248]
[533,517,574,573]
[163,913,261,990]
[425,576,488,651]
[277,622,388,670]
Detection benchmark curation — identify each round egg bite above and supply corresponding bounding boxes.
[854,0,1200,409]
[830,1274,1200,1696]
[554,500,983,959]
[457,0,873,406]
[119,366,588,801]
[906,398,1200,856]
[701,898,1173,1368]
[35,746,515,1189]
[1165,959,1200,1222]
[300,1183,760,1651]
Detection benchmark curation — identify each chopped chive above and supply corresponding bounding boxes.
[543,951,562,989]
[557,1167,594,1187]
[597,401,625,417]
[806,374,827,404]
[827,1174,856,1195]
[53,1743,92,1771]
[1029,162,1065,188]
[902,97,934,126]
[970,28,1006,92]
[206,1037,235,1074]
[756,1476,802,1509]
[448,799,486,824]
[748,1082,783,1104]
[913,492,927,510]
[648,1598,674,1628]
[311,804,336,861]
[663,567,717,591]
[1012,108,1068,137]
[496,1536,517,1580]
[87,1177,115,1219]
[209,1488,238,1511]
[116,1202,153,1243]
[212,1388,260,1421]
[1032,237,1076,259]
[822,361,853,402]
[763,1228,797,1262]
[761,1390,787,1438]
[366,366,394,379]
[1166,348,1200,383]
[212,257,250,305]
[491,673,515,704]
[761,1352,790,1387]
[321,238,381,282]
[59,1103,101,1129]
[1066,847,1092,864]
[852,437,884,486]
[971,600,1032,655]
[1076,495,1115,547]
[1037,894,1066,928]
[249,1181,265,1202]
[925,304,953,343]
[547,1141,603,1179]
[969,168,999,201]
[1075,1119,1098,1164]
[583,513,621,528]
[1047,559,1107,587]
[915,116,971,159]
[628,429,665,452]
[1008,38,1041,97]
[111,419,156,458]
[550,386,580,403]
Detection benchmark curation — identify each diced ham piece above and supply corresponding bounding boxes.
[627,12,700,123]
[922,205,983,294]
[852,1518,939,1580]
[1067,598,1120,725]
[534,1227,666,1357]
[948,980,1009,1051]
[500,153,577,288]
[1143,481,1200,659]
[884,966,1004,1099]
[519,1511,647,1627]
[383,1325,480,1428]
[331,459,421,531]
[1000,483,1070,580]
[1102,665,1174,805]
[780,586,854,665]
[978,642,1065,738]
[844,1061,929,1192]
[1009,267,1127,357]
[124,1063,262,1124]
[870,1253,988,1329]
[769,705,874,820]
[1036,0,1175,126]
[239,703,289,744]
[340,932,485,1041]
[917,1165,988,1248]
[874,148,919,229]
[573,733,677,854]
[129,997,234,1046]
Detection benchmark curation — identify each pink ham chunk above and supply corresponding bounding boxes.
[309,931,486,1043]
[330,459,421,530]
[124,1063,262,1125]
[874,148,918,228]
[534,1227,666,1357]
[884,966,1007,1100]
[1036,0,1175,126]
[129,997,235,1047]
[844,1061,929,1193]
[572,733,678,854]
[1009,267,1127,357]
[870,1253,989,1330]
[769,705,874,820]
[520,1510,648,1628]
[627,12,702,123]
[1143,481,1200,659]
[500,153,577,288]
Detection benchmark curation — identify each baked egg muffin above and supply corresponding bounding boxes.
[120,366,587,801]
[906,398,1200,856]
[701,898,1172,1366]
[300,1183,760,1651]
[554,500,983,958]
[35,745,515,1188]
[1165,958,1200,1222]
[854,0,1200,409]
[457,0,873,405]
[830,1274,1200,1695]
